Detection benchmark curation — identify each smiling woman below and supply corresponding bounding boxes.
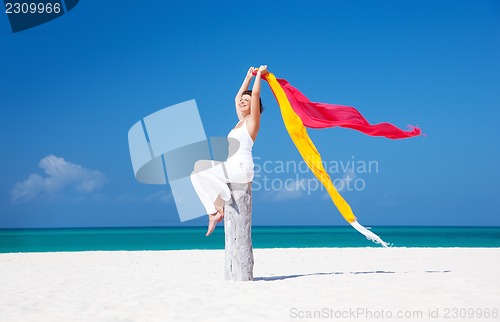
[190,66,267,237]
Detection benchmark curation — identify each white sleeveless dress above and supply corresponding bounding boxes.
[189,118,254,214]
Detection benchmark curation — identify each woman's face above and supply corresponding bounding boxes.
[239,94,252,115]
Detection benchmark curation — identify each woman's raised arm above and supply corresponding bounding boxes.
[248,65,267,134]
[235,67,255,120]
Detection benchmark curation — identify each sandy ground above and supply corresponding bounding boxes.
[1,248,499,322]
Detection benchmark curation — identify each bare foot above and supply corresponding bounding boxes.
[214,197,225,223]
[216,206,224,223]
[206,212,222,237]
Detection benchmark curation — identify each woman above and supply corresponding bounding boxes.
[190,65,267,236]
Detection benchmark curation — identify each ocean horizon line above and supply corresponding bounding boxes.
[1,226,499,253]
[1,224,499,231]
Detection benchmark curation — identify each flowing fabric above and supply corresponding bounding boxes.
[276,78,421,139]
[260,72,421,246]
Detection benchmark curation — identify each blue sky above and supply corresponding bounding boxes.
[1,0,499,228]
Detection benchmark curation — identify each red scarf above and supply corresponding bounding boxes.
[275,77,421,139]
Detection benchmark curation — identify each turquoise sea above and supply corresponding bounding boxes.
[1,226,499,253]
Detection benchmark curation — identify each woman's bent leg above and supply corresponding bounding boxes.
[190,160,232,236]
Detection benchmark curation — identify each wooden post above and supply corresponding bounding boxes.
[224,182,254,281]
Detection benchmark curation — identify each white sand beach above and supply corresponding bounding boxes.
[1,248,499,322]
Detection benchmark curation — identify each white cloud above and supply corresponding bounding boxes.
[334,169,356,191]
[145,190,172,203]
[116,190,172,203]
[11,155,107,202]
[322,169,357,199]
[270,178,307,201]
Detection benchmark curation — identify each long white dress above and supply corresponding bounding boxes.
[190,118,254,214]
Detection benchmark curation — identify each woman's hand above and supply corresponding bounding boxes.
[246,67,255,79]
[256,65,268,75]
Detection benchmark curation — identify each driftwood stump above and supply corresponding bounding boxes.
[224,182,254,281]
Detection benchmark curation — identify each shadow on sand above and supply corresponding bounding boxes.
[254,270,451,281]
